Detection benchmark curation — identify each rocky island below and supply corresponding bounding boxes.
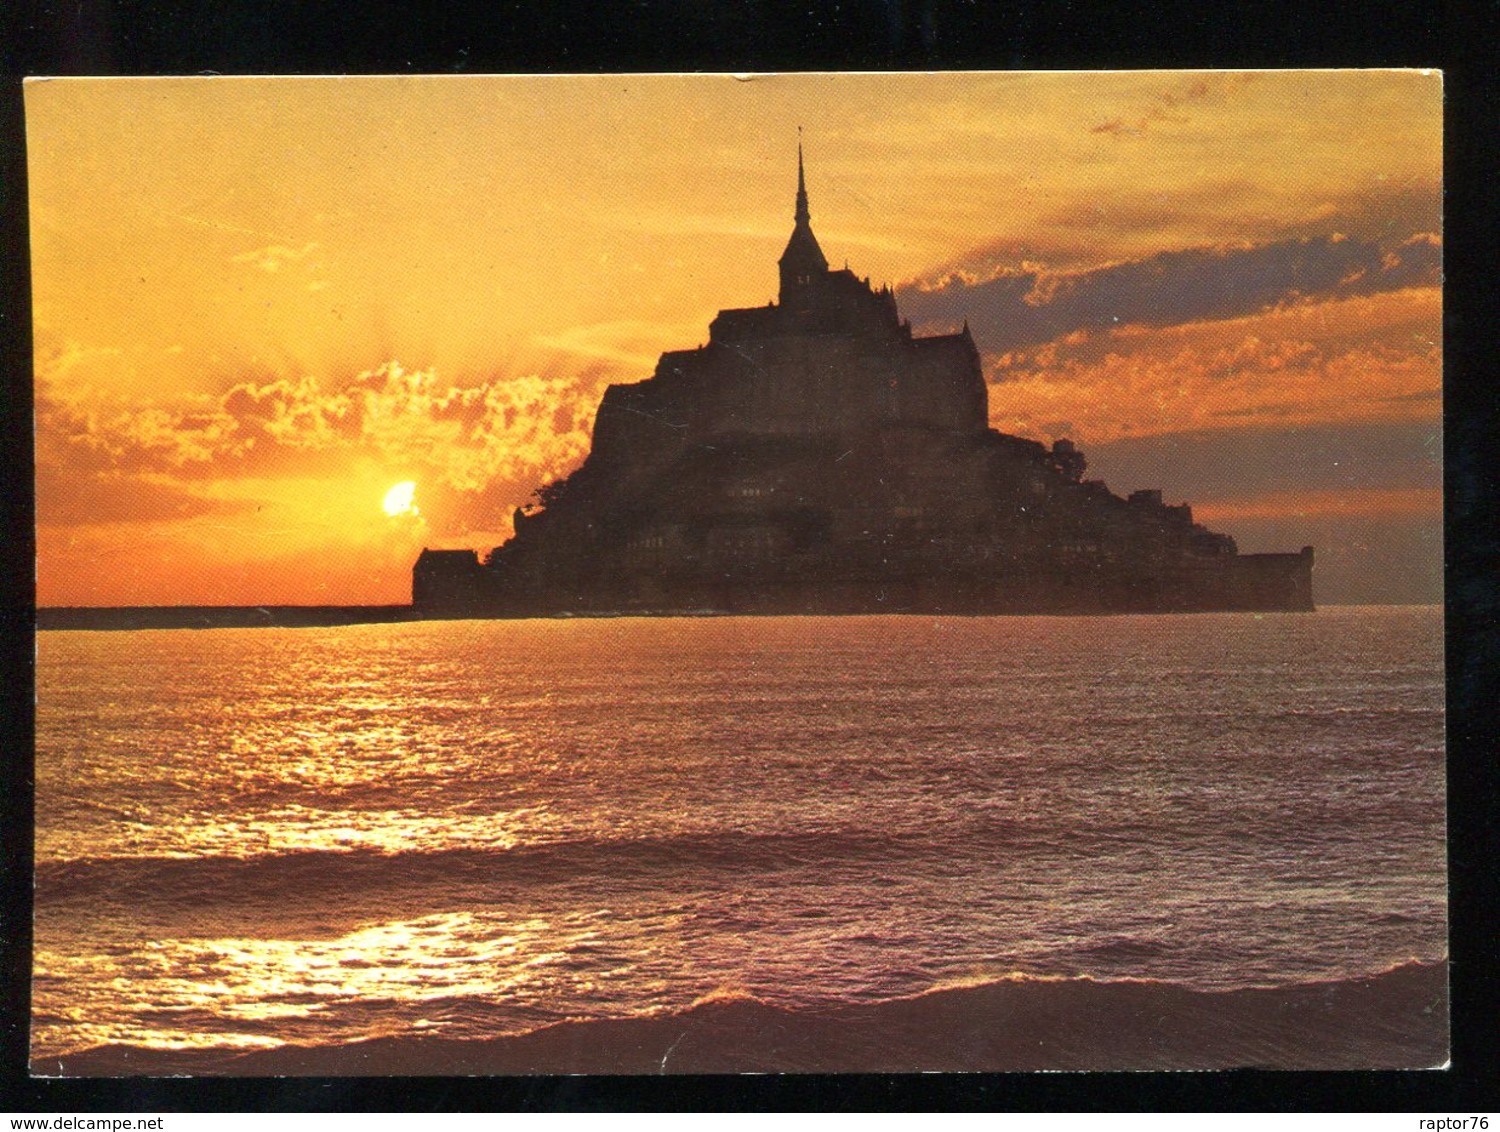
[414,150,1313,617]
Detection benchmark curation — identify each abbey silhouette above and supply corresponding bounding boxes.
[414,147,1313,615]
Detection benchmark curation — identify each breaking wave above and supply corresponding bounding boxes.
[42,960,1448,1076]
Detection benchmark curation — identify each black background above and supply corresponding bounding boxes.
[2,0,1495,1113]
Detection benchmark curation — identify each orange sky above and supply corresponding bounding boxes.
[26,71,1442,606]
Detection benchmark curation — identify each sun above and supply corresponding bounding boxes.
[382,481,419,517]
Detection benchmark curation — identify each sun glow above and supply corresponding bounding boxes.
[382,481,418,517]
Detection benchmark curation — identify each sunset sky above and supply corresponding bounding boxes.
[26,71,1442,606]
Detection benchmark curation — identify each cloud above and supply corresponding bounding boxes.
[978,287,1440,446]
[36,379,249,476]
[1089,73,1259,138]
[35,359,608,540]
[900,233,1442,354]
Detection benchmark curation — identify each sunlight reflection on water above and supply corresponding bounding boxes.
[33,609,1446,1058]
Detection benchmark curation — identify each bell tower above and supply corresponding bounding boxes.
[777,139,829,305]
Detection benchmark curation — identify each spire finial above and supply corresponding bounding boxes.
[795,128,810,225]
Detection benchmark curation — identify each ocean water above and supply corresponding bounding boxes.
[32,607,1447,1072]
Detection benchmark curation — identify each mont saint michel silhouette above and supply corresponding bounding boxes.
[413,148,1314,617]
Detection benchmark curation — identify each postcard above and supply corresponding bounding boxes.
[28,72,1445,1074]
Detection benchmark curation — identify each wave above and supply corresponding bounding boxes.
[40,960,1447,1077]
[34,826,953,906]
[1072,935,1174,961]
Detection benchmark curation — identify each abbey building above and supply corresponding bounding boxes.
[414,148,1313,616]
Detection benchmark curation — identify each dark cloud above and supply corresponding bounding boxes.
[900,233,1442,353]
[1078,419,1441,505]
[913,170,1442,337]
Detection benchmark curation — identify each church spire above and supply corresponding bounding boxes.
[795,135,809,225]
[778,132,829,303]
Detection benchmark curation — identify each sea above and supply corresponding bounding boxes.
[31,606,1448,1074]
